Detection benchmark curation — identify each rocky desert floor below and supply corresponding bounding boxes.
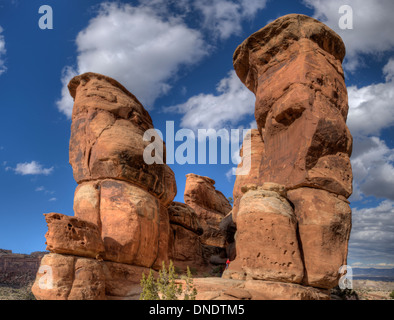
[351,280,394,300]
[1,278,393,300]
[0,283,36,300]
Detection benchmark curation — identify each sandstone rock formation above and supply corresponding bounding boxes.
[219,211,236,261]
[184,173,232,248]
[233,14,352,197]
[32,13,353,300]
[168,202,205,270]
[224,13,353,298]
[33,73,177,300]
[192,277,329,300]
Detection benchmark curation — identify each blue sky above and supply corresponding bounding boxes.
[0,0,393,269]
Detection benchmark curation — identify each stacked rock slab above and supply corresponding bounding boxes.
[33,73,176,300]
[168,201,205,270]
[184,174,232,248]
[224,14,353,298]
[184,174,233,266]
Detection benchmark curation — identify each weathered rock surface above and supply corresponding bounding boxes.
[287,188,352,289]
[227,13,353,297]
[99,179,161,266]
[32,253,151,300]
[68,72,177,206]
[44,213,104,259]
[168,202,203,235]
[232,129,264,221]
[233,14,353,197]
[225,184,304,283]
[33,73,177,300]
[168,202,205,270]
[192,278,329,300]
[219,212,236,261]
[184,173,232,247]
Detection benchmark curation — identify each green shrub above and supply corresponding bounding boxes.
[140,261,197,300]
[182,267,197,300]
[390,290,394,299]
[140,269,159,300]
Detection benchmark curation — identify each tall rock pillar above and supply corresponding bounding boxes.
[32,73,177,300]
[226,14,353,292]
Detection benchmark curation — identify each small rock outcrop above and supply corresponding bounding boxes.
[168,202,205,270]
[223,14,353,299]
[184,173,232,248]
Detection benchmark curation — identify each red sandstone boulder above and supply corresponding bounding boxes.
[168,202,203,235]
[225,184,304,284]
[99,179,160,267]
[232,129,264,221]
[192,278,329,300]
[228,14,353,295]
[287,188,352,289]
[73,181,101,229]
[32,253,106,300]
[233,14,352,197]
[184,173,232,247]
[44,213,104,259]
[68,72,177,206]
[103,261,152,299]
[168,202,205,270]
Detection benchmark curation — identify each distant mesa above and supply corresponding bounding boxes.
[0,249,46,287]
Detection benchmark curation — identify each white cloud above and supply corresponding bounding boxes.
[167,70,255,130]
[345,58,394,201]
[48,197,57,202]
[35,185,55,194]
[13,161,54,176]
[303,0,394,71]
[348,200,394,265]
[350,136,394,201]
[347,80,394,137]
[194,0,267,39]
[57,2,208,118]
[56,66,77,119]
[383,57,394,82]
[0,26,6,75]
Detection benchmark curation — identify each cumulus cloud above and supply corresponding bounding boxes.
[347,59,394,137]
[348,200,394,266]
[57,2,208,118]
[166,70,255,130]
[303,0,394,71]
[350,136,394,201]
[194,0,267,39]
[0,26,6,75]
[12,161,54,176]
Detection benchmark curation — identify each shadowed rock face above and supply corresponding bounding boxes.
[226,14,353,293]
[168,202,205,270]
[184,173,232,248]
